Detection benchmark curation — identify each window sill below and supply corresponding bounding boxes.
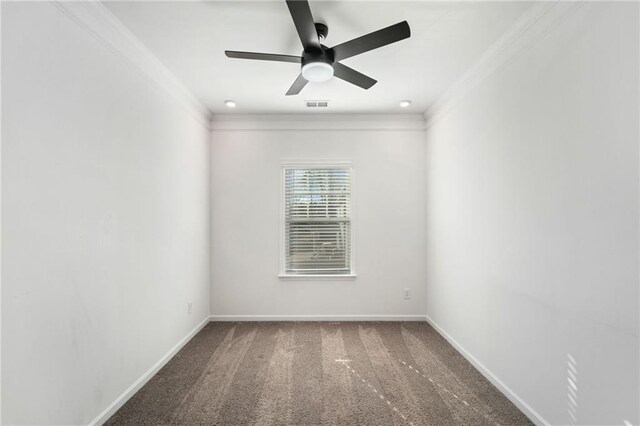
[278,274,357,280]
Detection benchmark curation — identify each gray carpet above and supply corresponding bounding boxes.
[106,322,532,425]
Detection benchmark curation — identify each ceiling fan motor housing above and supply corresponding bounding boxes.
[301,43,335,82]
[301,45,334,67]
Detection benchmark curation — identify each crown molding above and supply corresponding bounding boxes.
[424,1,584,129]
[210,113,426,131]
[52,1,211,128]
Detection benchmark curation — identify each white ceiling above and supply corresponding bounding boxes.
[105,1,532,114]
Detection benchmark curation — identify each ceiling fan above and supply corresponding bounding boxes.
[225,0,410,96]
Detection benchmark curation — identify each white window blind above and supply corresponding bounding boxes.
[283,166,352,275]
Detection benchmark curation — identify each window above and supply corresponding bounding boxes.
[281,162,353,277]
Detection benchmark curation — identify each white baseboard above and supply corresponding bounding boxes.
[209,314,428,322]
[424,314,549,426]
[88,315,211,426]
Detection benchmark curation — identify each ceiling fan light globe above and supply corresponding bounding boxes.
[301,62,334,83]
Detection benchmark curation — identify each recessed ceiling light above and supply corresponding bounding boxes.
[225,100,237,108]
[399,100,411,108]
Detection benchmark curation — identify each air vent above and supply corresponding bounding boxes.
[305,100,329,108]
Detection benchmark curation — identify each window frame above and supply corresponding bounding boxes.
[278,160,356,280]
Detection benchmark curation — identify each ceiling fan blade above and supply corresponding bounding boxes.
[332,62,377,89]
[285,0,321,52]
[330,21,410,62]
[286,73,308,96]
[225,51,301,63]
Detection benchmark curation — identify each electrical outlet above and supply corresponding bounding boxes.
[403,288,411,300]
[188,302,193,314]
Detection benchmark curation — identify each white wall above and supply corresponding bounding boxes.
[425,3,639,425]
[1,3,210,424]
[210,115,426,319]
